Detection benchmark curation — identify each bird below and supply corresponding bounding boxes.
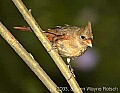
[14,22,93,78]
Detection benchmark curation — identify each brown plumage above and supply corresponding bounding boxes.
[14,22,93,78]
[44,22,93,58]
[14,22,93,58]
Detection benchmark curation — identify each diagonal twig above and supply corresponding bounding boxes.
[12,0,83,93]
[0,22,62,93]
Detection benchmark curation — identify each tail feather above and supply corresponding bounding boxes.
[14,26,32,32]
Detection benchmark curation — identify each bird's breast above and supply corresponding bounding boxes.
[55,39,87,57]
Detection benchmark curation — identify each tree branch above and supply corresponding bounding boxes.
[11,0,83,93]
[0,22,62,93]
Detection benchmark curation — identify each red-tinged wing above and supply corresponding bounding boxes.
[44,32,56,42]
[45,26,70,42]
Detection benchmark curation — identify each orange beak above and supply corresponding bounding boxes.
[83,39,92,47]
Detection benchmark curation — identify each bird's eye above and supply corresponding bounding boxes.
[80,35,86,40]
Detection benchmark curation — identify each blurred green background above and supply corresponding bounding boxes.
[0,0,120,93]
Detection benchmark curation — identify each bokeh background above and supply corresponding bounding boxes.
[0,0,120,93]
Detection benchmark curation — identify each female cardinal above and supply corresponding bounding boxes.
[14,22,93,77]
[45,22,92,57]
